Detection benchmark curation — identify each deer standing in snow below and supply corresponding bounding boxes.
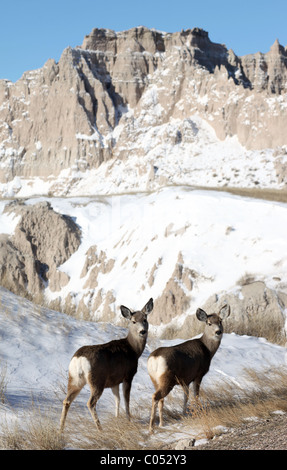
[60,298,153,431]
[147,304,230,432]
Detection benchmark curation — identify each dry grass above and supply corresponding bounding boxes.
[65,414,156,450]
[195,185,287,203]
[0,362,8,404]
[224,314,286,346]
[180,366,287,442]
[2,367,287,450]
[0,407,65,450]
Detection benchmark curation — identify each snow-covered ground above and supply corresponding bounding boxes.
[2,186,287,331]
[0,285,286,447]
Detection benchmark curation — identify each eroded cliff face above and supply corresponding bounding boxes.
[0,27,287,190]
[0,201,81,298]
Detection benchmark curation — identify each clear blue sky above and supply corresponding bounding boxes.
[1,0,287,82]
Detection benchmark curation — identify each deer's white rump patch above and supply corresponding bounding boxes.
[69,356,91,387]
[147,356,168,384]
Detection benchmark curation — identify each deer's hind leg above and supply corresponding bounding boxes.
[149,380,174,432]
[86,378,105,431]
[60,379,84,431]
[149,389,166,432]
[87,392,102,430]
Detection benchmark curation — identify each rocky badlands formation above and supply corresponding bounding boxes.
[0,201,81,299]
[0,27,287,191]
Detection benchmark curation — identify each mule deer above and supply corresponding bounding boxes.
[147,304,230,432]
[60,298,153,431]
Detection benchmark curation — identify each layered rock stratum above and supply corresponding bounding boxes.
[0,27,287,197]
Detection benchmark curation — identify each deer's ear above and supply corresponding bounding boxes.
[196,308,208,322]
[142,298,153,314]
[120,305,132,319]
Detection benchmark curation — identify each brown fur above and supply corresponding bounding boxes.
[148,305,230,432]
[60,298,153,431]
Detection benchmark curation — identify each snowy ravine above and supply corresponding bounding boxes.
[2,186,287,331]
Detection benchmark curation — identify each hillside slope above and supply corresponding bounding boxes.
[1,187,287,340]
